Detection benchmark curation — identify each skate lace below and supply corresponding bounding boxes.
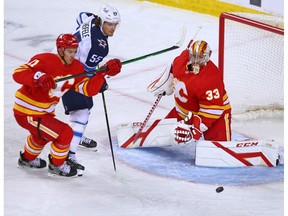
[29,158,41,167]
[68,153,78,164]
[82,136,92,144]
[58,162,71,174]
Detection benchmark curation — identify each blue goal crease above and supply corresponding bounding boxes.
[112,135,284,186]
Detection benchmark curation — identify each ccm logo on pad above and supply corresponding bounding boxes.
[236,142,259,147]
[132,122,143,127]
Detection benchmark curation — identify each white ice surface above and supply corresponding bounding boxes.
[3,0,284,216]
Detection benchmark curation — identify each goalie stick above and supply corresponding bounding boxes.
[132,93,163,144]
[55,26,187,83]
[132,26,202,144]
[186,25,203,49]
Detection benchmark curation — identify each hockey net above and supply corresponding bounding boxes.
[218,12,284,119]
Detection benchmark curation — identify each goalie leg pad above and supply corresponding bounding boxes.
[195,140,279,167]
[117,118,177,148]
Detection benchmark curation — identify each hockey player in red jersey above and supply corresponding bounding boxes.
[148,40,231,143]
[13,33,121,177]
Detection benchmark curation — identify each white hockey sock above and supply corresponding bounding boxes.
[69,109,90,152]
[69,122,86,152]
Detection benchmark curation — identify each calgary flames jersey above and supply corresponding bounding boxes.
[13,53,105,117]
[171,50,231,128]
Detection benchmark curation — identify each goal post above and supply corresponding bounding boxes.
[218,12,284,117]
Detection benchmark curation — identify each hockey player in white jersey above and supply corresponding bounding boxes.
[62,4,122,174]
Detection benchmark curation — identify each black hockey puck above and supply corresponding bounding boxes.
[216,186,224,193]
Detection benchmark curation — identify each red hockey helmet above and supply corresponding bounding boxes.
[56,34,78,49]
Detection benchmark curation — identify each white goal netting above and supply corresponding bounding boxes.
[219,12,284,119]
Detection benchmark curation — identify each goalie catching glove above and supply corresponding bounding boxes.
[173,113,207,144]
[147,64,174,97]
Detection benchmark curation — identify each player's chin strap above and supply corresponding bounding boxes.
[57,48,69,65]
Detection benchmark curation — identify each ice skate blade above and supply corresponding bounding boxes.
[78,145,98,152]
[48,172,78,178]
[17,165,25,169]
[77,169,84,177]
[17,165,46,169]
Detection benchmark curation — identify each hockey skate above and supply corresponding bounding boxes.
[48,154,78,177]
[79,136,97,149]
[66,151,85,176]
[277,154,284,165]
[18,151,47,168]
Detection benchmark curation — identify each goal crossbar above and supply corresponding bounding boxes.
[218,12,284,76]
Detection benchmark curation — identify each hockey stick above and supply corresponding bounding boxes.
[132,93,163,144]
[55,26,187,83]
[101,92,117,171]
[186,25,203,49]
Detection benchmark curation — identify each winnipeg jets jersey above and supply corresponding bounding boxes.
[73,12,109,71]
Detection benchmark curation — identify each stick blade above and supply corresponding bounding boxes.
[175,26,187,48]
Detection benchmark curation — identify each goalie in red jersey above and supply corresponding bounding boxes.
[13,33,121,177]
[148,40,231,143]
[117,40,279,167]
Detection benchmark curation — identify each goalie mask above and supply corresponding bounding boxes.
[98,4,121,25]
[188,40,211,74]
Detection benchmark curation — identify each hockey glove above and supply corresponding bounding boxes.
[147,64,174,97]
[173,114,204,144]
[34,72,56,90]
[102,59,122,77]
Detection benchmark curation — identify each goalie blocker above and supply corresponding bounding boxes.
[117,118,280,167]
